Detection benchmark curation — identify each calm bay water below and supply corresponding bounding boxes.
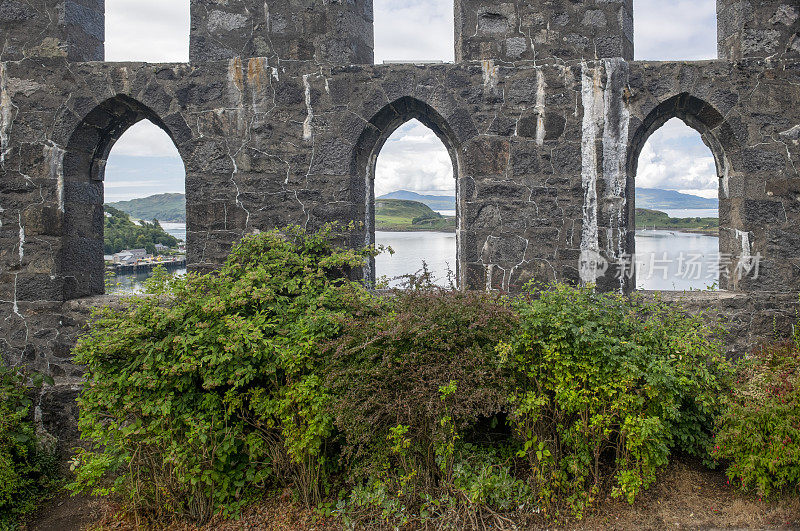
[375,230,720,291]
[376,231,457,287]
[109,223,719,293]
[635,230,719,291]
[161,222,187,241]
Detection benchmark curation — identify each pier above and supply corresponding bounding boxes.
[108,259,186,275]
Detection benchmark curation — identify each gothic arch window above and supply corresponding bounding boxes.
[627,93,742,292]
[353,97,463,287]
[633,118,720,290]
[105,0,190,62]
[61,96,189,299]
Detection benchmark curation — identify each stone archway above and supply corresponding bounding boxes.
[352,96,464,287]
[60,95,190,300]
[627,92,741,291]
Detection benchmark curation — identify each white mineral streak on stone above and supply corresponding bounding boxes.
[779,124,800,143]
[302,74,314,141]
[0,62,15,168]
[482,60,498,91]
[12,275,20,316]
[45,144,66,213]
[600,58,630,290]
[579,62,603,285]
[535,67,546,146]
[271,67,279,81]
[736,229,752,259]
[17,213,24,263]
[721,162,730,199]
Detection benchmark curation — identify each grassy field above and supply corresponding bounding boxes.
[636,208,718,234]
[376,199,456,232]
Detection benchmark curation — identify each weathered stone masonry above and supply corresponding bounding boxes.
[1,0,799,441]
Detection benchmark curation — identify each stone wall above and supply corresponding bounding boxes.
[189,0,374,65]
[0,0,104,61]
[717,0,800,60]
[1,0,800,443]
[455,0,634,63]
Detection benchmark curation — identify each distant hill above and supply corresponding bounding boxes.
[378,190,455,211]
[376,199,455,232]
[635,188,717,209]
[635,208,718,233]
[107,193,185,223]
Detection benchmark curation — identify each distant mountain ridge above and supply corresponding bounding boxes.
[106,193,186,223]
[380,188,716,211]
[105,188,715,226]
[635,188,718,209]
[377,190,455,211]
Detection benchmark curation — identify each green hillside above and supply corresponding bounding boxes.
[636,208,718,233]
[376,199,455,232]
[104,206,180,255]
[378,190,456,211]
[107,193,185,223]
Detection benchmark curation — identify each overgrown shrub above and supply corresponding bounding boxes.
[71,225,733,526]
[0,362,57,528]
[501,286,730,517]
[324,288,520,525]
[69,225,380,522]
[714,338,800,498]
[328,285,730,525]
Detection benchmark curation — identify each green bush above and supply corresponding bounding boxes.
[713,339,800,498]
[0,362,57,528]
[71,225,732,526]
[70,224,380,522]
[501,286,730,517]
[324,289,520,525]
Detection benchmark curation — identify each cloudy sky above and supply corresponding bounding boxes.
[104,0,719,202]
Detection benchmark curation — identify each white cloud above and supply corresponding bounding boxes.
[105,0,190,62]
[374,0,455,63]
[634,0,717,60]
[110,120,182,157]
[636,118,718,195]
[375,120,454,197]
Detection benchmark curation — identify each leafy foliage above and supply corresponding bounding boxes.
[713,338,800,498]
[71,226,733,526]
[0,362,57,529]
[103,205,179,255]
[500,285,730,517]
[70,225,379,522]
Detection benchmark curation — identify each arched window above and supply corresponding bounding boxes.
[634,118,719,290]
[354,97,463,288]
[61,96,190,300]
[374,119,456,287]
[374,0,455,63]
[634,0,717,60]
[103,121,186,294]
[105,0,190,62]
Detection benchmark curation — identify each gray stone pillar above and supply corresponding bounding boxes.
[190,0,374,65]
[454,0,634,63]
[717,0,800,60]
[0,0,104,61]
